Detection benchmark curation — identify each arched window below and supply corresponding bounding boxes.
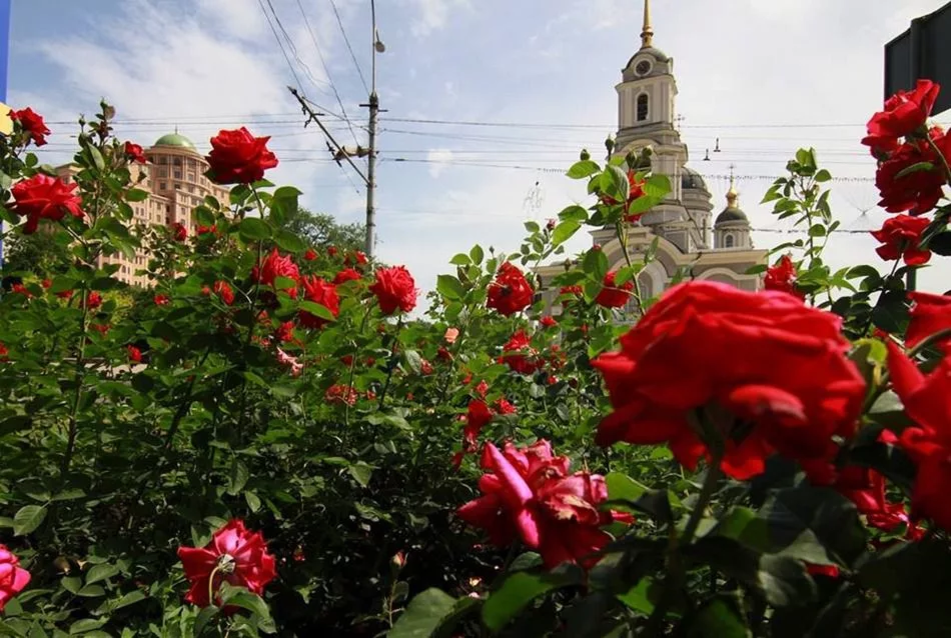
[724,234,735,248]
[636,93,649,122]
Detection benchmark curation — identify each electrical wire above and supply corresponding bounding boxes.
[257,0,307,98]
[264,0,333,97]
[328,0,370,95]
[295,0,361,148]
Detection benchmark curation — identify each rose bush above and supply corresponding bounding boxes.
[0,76,949,638]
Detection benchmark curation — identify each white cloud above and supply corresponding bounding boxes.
[426,148,453,177]
[409,0,471,37]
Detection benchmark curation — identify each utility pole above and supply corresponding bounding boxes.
[363,0,385,258]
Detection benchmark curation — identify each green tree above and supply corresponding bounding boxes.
[1,226,71,276]
[283,206,365,252]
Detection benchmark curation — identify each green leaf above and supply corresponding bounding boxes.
[558,205,589,223]
[436,275,466,301]
[604,165,631,202]
[76,584,106,597]
[551,221,581,247]
[605,472,648,504]
[524,221,540,233]
[390,588,474,638]
[69,619,106,635]
[299,300,336,322]
[895,161,935,180]
[814,169,832,183]
[404,350,423,375]
[482,566,583,631]
[113,590,147,610]
[582,248,609,281]
[566,160,600,179]
[470,244,484,265]
[348,462,374,488]
[227,459,249,495]
[13,505,46,536]
[62,576,82,594]
[688,597,752,638]
[85,564,119,585]
[449,253,471,266]
[193,605,220,636]
[274,228,306,253]
[238,217,271,241]
[245,491,262,513]
[87,146,106,172]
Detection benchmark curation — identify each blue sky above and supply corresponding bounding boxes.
[8,0,951,296]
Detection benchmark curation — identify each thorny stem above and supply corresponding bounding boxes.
[614,221,645,315]
[235,186,267,442]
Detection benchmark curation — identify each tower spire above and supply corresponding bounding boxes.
[641,0,654,48]
[726,164,739,209]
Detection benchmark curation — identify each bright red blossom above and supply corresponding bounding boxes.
[905,291,951,352]
[10,107,50,146]
[595,271,634,309]
[463,400,494,450]
[303,248,318,261]
[154,294,170,306]
[0,545,31,611]
[487,263,534,316]
[369,266,417,315]
[333,268,361,285]
[206,127,279,185]
[127,345,143,363]
[213,281,235,306]
[592,281,866,481]
[177,519,276,608]
[875,127,951,215]
[124,141,146,163]
[862,80,941,157]
[871,214,931,266]
[763,254,803,298]
[500,330,540,375]
[10,174,84,234]
[540,315,557,328]
[85,292,103,310]
[197,225,217,236]
[886,341,951,531]
[252,248,300,296]
[325,384,359,406]
[299,276,340,329]
[171,222,188,242]
[457,441,632,568]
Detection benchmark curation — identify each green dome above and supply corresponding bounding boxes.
[152,133,196,149]
[715,208,748,224]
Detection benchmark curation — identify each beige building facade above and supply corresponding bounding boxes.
[57,133,230,287]
[537,0,766,308]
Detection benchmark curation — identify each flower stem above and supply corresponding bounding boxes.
[377,316,404,410]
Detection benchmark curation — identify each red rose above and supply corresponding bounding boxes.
[457,441,632,568]
[10,174,85,234]
[171,222,188,241]
[595,271,634,308]
[154,294,170,306]
[127,345,143,363]
[540,316,557,328]
[560,285,583,300]
[494,398,517,415]
[487,262,534,316]
[462,399,494,449]
[333,268,361,285]
[304,248,318,261]
[252,248,300,297]
[327,246,338,258]
[862,80,941,157]
[592,281,866,480]
[501,330,540,375]
[85,292,102,310]
[214,281,235,306]
[906,291,951,352]
[124,141,147,164]
[475,380,489,398]
[0,343,8,361]
[9,107,50,146]
[0,545,31,611]
[197,225,217,236]
[886,341,951,531]
[369,266,417,315]
[325,384,358,406]
[545,218,556,231]
[275,321,295,343]
[764,254,802,298]
[346,250,368,266]
[11,283,31,298]
[206,127,278,185]
[177,519,276,608]
[41,279,51,289]
[421,359,434,375]
[299,276,340,328]
[870,214,931,266]
[875,128,951,215]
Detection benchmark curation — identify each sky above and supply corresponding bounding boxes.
[7,0,951,298]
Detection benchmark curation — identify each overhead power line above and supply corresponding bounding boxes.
[329,0,370,95]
